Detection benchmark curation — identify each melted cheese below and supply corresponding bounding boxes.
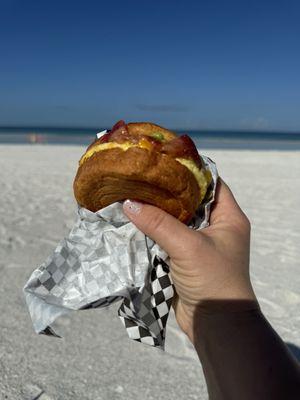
[79,142,211,203]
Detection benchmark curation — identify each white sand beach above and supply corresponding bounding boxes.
[0,145,299,400]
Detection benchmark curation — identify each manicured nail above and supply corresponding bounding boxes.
[123,200,142,215]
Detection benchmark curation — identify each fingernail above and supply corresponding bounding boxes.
[123,200,142,215]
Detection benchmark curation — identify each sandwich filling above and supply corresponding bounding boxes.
[79,121,211,204]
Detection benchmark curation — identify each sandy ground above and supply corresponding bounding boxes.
[0,145,299,400]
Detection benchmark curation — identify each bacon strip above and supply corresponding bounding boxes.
[161,135,202,167]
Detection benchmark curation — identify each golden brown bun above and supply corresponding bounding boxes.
[73,146,200,222]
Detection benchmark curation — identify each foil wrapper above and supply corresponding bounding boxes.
[24,156,218,349]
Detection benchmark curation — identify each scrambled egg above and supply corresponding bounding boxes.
[79,142,133,165]
[176,158,210,203]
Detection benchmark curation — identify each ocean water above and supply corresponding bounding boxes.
[0,126,300,150]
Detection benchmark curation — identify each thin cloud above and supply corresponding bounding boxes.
[136,104,189,112]
[240,116,271,130]
[252,117,270,130]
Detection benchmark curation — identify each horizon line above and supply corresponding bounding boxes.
[0,125,300,135]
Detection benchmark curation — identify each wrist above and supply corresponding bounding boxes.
[192,299,260,343]
[185,297,259,345]
[174,281,258,343]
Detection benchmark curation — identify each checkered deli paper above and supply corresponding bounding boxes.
[24,156,218,349]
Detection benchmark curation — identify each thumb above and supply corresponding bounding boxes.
[123,200,198,259]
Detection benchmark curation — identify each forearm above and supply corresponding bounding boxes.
[192,301,300,400]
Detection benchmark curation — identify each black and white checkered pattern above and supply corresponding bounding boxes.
[118,256,174,348]
[34,256,174,349]
[24,156,218,349]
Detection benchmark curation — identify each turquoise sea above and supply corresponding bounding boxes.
[1,127,300,150]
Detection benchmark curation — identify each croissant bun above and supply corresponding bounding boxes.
[73,121,209,222]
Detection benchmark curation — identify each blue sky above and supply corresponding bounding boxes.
[0,0,300,131]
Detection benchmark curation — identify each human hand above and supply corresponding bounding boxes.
[123,179,257,342]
